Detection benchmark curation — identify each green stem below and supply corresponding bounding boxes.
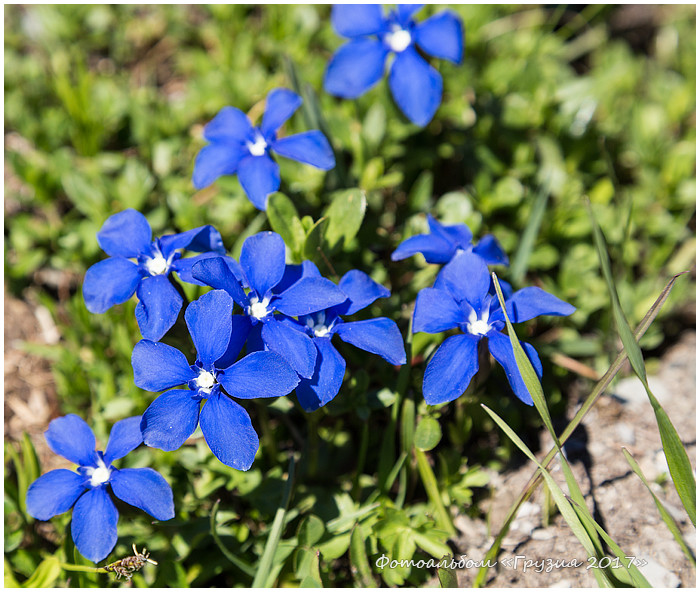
[60,564,108,574]
[252,456,296,588]
[415,449,455,536]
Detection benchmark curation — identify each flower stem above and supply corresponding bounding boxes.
[60,564,108,574]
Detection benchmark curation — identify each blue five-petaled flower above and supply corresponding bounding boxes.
[83,209,228,342]
[275,262,407,411]
[25,415,174,563]
[413,251,575,406]
[392,214,509,266]
[192,88,335,210]
[324,4,464,126]
[132,289,300,470]
[191,232,349,381]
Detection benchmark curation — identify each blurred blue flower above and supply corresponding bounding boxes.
[413,251,575,405]
[192,88,335,210]
[132,289,300,470]
[25,414,174,563]
[83,208,229,342]
[191,232,348,380]
[392,214,509,265]
[273,263,406,411]
[324,4,463,126]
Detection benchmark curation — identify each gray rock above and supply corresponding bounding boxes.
[637,554,681,588]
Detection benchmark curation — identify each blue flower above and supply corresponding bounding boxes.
[83,209,230,342]
[272,263,406,411]
[324,5,463,126]
[192,88,335,210]
[191,232,349,380]
[132,289,300,470]
[392,214,509,265]
[25,414,174,563]
[413,251,575,405]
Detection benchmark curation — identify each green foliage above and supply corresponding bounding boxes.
[4,4,695,588]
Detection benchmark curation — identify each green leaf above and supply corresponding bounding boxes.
[414,417,442,452]
[510,182,549,284]
[210,499,255,578]
[414,450,455,536]
[350,525,377,587]
[22,557,62,588]
[323,189,366,251]
[587,201,695,526]
[408,171,433,210]
[437,555,458,588]
[297,515,325,548]
[326,503,379,535]
[302,217,327,263]
[400,398,415,455]
[622,448,695,565]
[267,192,305,258]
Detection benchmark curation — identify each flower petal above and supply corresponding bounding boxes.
[495,287,576,324]
[335,270,390,316]
[215,315,253,370]
[172,253,232,286]
[391,233,453,264]
[413,287,465,333]
[272,131,335,170]
[185,290,234,368]
[203,106,253,142]
[296,339,346,412]
[396,4,424,26]
[140,389,201,452]
[96,209,152,258]
[335,318,407,365]
[26,470,86,520]
[134,275,183,342]
[132,340,196,392]
[472,234,509,266]
[103,416,143,465]
[487,331,542,406]
[388,46,442,126]
[275,277,348,317]
[110,467,174,521]
[423,333,480,405]
[199,394,258,470]
[218,350,299,398]
[428,214,472,247]
[237,154,281,211]
[191,256,249,308]
[71,486,118,563]
[261,319,317,379]
[240,231,286,298]
[260,88,303,139]
[159,225,226,258]
[439,250,491,312]
[331,4,386,37]
[192,143,247,190]
[414,11,464,64]
[274,260,322,294]
[324,38,389,99]
[83,258,141,314]
[45,415,96,467]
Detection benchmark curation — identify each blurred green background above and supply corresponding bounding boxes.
[5,4,695,587]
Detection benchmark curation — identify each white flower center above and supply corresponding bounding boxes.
[145,253,168,276]
[385,27,411,53]
[467,308,491,336]
[247,134,268,157]
[195,369,217,393]
[314,325,330,338]
[248,296,271,320]
[87,459,111,487]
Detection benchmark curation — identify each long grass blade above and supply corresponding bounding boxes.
[252,457,296,588]
[621,448,695,565]
[473,271,684,587]
[210,499,256,578]
[587,200,695,526]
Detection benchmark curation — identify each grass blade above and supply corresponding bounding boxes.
[621,448,695,566]
[437,555,459,588]
[510,181,550,284]
[415,448,456,536]
[350,525,378,587]
[252,456,296,588]
[473,272,684,587]
[210,499,256,578]
[587,200,695,526]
